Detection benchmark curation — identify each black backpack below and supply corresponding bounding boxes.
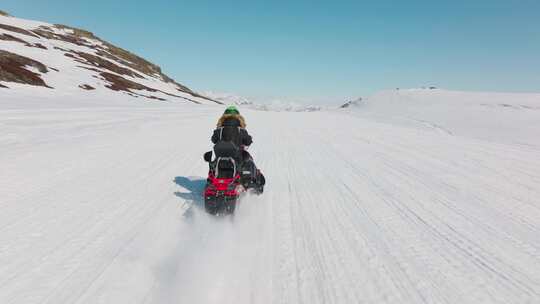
[216,126,242,147]
[213,126,242,160]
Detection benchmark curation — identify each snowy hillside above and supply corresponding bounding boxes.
[0,13,219,104]
[343,88,540,146]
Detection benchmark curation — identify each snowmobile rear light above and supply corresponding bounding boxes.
[204,174,241,197]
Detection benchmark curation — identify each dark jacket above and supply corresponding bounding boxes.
[211,117,252,147]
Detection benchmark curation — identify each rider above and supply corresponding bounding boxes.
[211,106,265,192]
[212,105,252,149]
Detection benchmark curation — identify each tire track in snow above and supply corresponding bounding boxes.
[1,108,539,303]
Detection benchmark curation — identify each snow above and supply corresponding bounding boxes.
[202,91,253,105]
[202,91,324,112]
[0,15,216,105]
[0,14,50,30]
[1,88,539,303]
[343,88,540,146]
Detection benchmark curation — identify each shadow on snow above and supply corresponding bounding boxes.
[173,176,206,217]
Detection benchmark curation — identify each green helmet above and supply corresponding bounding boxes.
[224,105,239,115]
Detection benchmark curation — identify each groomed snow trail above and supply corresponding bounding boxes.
[1,104,539,303]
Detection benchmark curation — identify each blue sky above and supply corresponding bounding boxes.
[2,0,539,102]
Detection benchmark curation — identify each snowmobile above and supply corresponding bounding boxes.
[203,142,264,215]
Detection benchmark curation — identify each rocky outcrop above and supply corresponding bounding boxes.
[0,50,50,87]
[78,84,95,90]
[0,31,47,49]
[0,24,38,37]
[66,50,143,78]
[340,97,363,108]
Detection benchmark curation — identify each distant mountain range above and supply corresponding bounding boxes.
[202,91,326,112]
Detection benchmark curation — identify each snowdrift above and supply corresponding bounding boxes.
[343,89,540,146]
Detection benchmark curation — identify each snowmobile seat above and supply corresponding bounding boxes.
[215,157,237,179]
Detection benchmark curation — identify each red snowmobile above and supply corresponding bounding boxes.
[203,143,264,215]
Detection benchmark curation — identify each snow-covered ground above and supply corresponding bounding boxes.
[344,88,540,146]
[1,90,540,303]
